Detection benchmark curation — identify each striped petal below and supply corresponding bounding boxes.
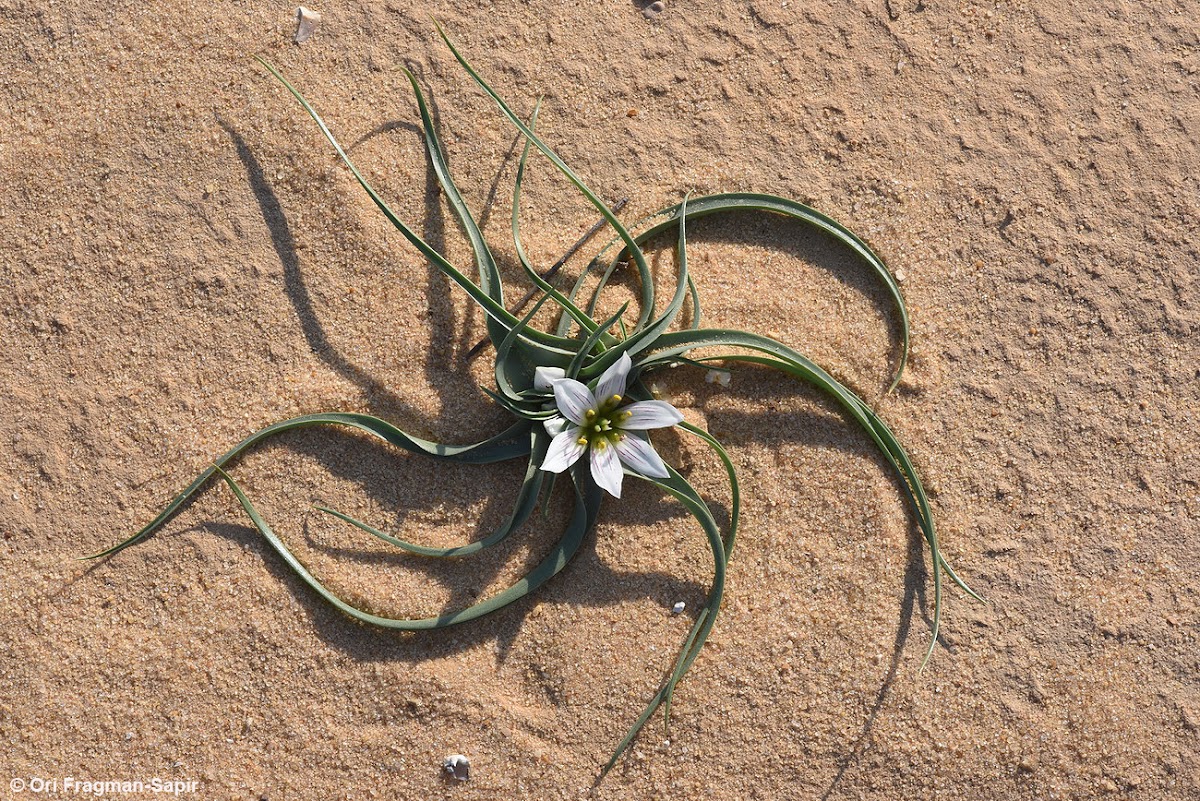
[594,351,631,406]
[589,440,624,498]
[552,378,596,425]
[619,400,684,430]
[541,427,586,473]
[613,435,669,479]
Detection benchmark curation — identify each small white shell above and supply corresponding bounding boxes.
[705,369,731,387]
[294,6,321,44]
[443,754,470,781]
[672,601,686,615]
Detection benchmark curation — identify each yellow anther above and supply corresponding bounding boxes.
[585,408,597,420]
[594,439,607,451]
[576,436,588,446]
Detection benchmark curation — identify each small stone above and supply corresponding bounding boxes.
[294,7,321,44]
[443,754,470,781]
[893,268,906,283]
[643,1,665,19]
[672,602,686,615]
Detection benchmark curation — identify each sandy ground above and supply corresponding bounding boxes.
[2,1,1198,799]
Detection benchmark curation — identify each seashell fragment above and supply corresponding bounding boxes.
[705,369,731,387]
[294,6,321,44]
[443,754,470,781]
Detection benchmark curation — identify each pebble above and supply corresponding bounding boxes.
[672,601,686,614]
[643,1,665,20]
[443,754,470,781]
[294,7,321,44]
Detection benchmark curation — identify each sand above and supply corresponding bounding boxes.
[2,1,1197,799]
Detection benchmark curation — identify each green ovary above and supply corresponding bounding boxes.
[578,396,630,449]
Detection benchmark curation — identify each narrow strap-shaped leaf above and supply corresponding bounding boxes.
[511,100,602,336]
[493,291,556,403]
[566,303,629,381]
[255,57,579,357]
[580,194,692,379]
[583,192,910,389]
[315,429,549,558]
[678,421,740,557]
[215,464,596,630]
[641,331,980,662]
[84,413,532,559]
[433,23,658,333]
[601,465,726,778]
[403,67,502,305]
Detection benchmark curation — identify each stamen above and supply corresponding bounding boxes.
[576,436,588,446]
[594,439,607,451]
[584,409,597,421]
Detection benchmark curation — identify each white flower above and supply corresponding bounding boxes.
[539,352,683,498]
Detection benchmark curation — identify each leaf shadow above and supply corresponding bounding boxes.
[818,524,931,800]
[629,209,905,393]
[217,115,419,419]
[190,425,709,667]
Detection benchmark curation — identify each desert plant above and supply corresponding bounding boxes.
[92,25,979,777]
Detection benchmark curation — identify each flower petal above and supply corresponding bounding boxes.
[594,351,631,405]
[619,400,684,430]
[534,366,566,392]
[543,416,569,437]
[552,378,596,425]
[589,440,624,498]
[541,427,586,473]
[613,434,670,479]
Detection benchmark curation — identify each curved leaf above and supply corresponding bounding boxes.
[86,414,532,559]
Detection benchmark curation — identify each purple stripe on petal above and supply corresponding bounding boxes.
[613,435,670,478]
[552,378,596,425]
[595,351,631,405]
[541,427,586,473]
[590,441,624,498]
[620,400,684,430]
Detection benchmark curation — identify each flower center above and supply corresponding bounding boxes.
[575,394,631,449]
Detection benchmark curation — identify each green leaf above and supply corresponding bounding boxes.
[601,465,727,778]
[433,23,659,333]
[315,429,549,558]
[214,464,598,630]
[85,414,532,559]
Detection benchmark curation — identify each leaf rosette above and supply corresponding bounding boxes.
[91,25,980,778]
